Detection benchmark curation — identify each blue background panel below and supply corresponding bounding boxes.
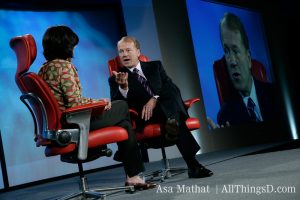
[0,8,122,186]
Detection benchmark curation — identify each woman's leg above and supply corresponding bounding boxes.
[90,100,144,177]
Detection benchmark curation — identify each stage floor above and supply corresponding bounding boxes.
[1,141,299,200]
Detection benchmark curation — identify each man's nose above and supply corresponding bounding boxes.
[227,53,238,66]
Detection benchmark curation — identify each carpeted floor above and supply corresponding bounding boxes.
[0,141,299,200]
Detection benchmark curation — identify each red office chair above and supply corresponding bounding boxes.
[213,56,268,105]
[108,55,201,181]
[10,34,134,199]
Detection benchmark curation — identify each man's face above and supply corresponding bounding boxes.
[117,40,140,69]
[221,25,252,96]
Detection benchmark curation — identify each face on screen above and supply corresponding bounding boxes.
[118,40,140,68]
[221,25,252,96]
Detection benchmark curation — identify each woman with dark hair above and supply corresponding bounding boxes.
[38,25,155,190]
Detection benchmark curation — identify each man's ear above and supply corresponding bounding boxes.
[247,50,252,69]
[137,49,141,57]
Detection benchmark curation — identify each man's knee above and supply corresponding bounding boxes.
[112,100,129,114]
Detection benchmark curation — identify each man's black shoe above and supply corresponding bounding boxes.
[113,150,122,162]
[188,165,213,178]
[164,118,179,142]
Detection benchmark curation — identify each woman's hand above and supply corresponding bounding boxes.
[102,98,112,111]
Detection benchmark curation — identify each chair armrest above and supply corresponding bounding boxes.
[129,108,139,117]
[64,101,107,117]
[62,101,107,160]
[129,109,139,130]
[184,98,200,110]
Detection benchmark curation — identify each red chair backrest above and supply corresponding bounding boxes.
[108,54,150,76]
[10,34,62,145]
[213,56,268,105]
[10,34,37,92]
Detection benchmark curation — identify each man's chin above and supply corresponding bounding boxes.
[121,63,131,68]
[124,65,134,69]
[232,82,244,91]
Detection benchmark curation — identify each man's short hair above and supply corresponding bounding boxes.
[220,12,250,50]
[118,36,140,50]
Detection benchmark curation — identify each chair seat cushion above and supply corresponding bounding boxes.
[135,117,200,141]
[45,126,128,157]
[136,124,161,141]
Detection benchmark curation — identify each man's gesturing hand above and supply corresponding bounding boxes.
[112,71,128,90]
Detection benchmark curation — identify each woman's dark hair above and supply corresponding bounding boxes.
[42,25,79,61]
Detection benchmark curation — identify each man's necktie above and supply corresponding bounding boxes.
[247,97,259,122]
[133,68,154,97]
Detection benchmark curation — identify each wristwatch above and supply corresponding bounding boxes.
[152,95,159,100]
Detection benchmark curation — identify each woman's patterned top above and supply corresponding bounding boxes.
[38,59,100,111]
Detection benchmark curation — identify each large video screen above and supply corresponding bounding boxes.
[0,4,123,186]
[186,0,278,129]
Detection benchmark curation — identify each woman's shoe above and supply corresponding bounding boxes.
[125,182,157,191]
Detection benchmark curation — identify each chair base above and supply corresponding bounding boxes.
[57,177,134,200]
[145,167,187,182]
[144,158,188,182]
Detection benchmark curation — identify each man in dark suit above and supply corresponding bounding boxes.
[209,13,279,128]
[109,36,213,178]
[217,78,278,126]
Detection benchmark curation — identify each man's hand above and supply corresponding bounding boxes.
[112,71,128,90]
[207,117,230,129]
[141,97,157,121]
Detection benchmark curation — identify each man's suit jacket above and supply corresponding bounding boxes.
[109,61,201,158]
[109,61,188,121]
[217,79,279,126]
